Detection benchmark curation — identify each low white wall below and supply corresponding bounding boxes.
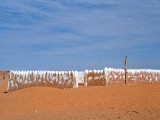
[7,68,160,91]
[7,70,84,91]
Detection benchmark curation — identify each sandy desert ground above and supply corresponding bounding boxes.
[0,79,160,120]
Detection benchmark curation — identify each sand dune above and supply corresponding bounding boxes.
[0,83,160,120]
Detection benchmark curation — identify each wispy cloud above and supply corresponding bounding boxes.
[0,0,160,70]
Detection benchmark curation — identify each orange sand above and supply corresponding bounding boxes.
[0,82,160,120]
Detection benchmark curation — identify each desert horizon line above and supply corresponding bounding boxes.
[1,67,160,72]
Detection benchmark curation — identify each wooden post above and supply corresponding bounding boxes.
[125,56,128,85]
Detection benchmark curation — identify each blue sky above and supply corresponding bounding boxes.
[0,0,160,71]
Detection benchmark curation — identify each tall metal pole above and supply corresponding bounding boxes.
[125,56,128,85]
